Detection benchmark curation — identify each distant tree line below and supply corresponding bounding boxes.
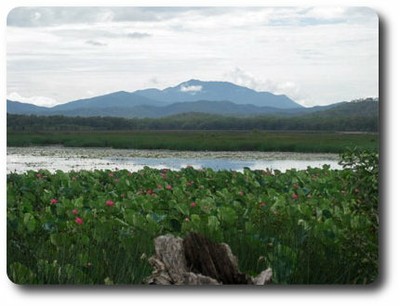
[7,111,378,132]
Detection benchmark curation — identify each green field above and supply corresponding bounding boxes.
[7,130,378,153]
[7,150,378,284]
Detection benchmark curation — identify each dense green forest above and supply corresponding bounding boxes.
[6,98,379,132]
[7,110,378,132]
[6,130,378,153]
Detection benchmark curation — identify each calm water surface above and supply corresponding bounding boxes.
[7,146,341,173]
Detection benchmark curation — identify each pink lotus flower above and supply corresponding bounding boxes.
[72,209,79,215]
[190,202,197,208]
[106,200,115,207]
[292,194,299,200]
[75,217,83,225]
[166,185,173,190]
[50,198,58,205]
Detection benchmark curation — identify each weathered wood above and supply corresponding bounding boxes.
[252,268,273,285]
[153,234,187,283]
[183,232,250,284]
[145,233,272,285]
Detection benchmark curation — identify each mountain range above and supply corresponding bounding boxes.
[6,80,377,118]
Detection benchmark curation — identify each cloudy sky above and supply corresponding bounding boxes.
[7,6,378,107]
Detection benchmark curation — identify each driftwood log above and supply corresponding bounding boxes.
[145,233,272,285]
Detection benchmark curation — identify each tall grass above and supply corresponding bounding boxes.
[7,130,378,153]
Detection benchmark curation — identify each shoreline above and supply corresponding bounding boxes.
[7,146,340,161]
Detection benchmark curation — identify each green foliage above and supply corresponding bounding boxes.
[339,148,379,208]
[338,149,379,282]
[7,99,378,133]
[7,153,378,284]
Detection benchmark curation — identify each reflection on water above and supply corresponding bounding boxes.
[7,147,341,173]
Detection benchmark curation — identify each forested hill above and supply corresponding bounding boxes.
[305,98,379,117]
[7,98,378,132]
[7,80,303,118]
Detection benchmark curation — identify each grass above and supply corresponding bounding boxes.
[7,130,379,153]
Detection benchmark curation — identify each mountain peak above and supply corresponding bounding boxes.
[179,79,236,87]
[184,79,203,85]
[7,79,304,118]
[151,79,301,109]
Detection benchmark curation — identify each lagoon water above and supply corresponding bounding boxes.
[7,146,342,173]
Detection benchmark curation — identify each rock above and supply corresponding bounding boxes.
[145,233,272,285]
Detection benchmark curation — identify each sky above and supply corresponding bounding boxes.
[6,6,379,107]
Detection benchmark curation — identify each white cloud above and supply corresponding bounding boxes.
[224,68,265,91]
[85,40,107,47]
[32,11,41,22]
[126,32,151,39]
[180,85,202,93]
[7,92,59,107]
[224,67,306,104]
[6,7,378,107]
[304,7,346,20]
